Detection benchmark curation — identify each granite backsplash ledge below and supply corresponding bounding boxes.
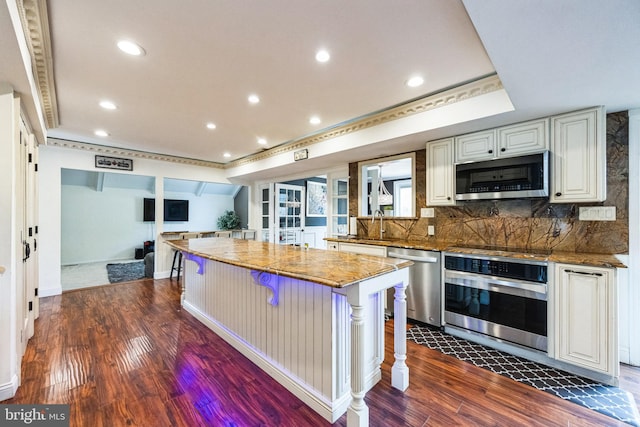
[354,111,629,255]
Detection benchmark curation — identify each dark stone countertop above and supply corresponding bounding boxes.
[325,237,627,268]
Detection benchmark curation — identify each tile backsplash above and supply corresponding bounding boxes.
[351,111,629,254]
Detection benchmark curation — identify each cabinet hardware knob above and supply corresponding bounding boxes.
[555,192,562,197]
[447,197,451,200]
[488,149,493,154]
[501,147,506,152]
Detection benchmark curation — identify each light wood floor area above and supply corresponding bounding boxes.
[3,278,639,426]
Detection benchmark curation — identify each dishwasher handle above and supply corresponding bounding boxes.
[387,251,439,263]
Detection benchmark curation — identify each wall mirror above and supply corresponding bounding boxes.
[358,153,415,217]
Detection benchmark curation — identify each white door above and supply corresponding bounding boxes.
[327,173,349,237]
[259,183,274,242]
[274,183,305,245]
[30,137,39,320]
[26,134,38,330]
[16,118,31,354]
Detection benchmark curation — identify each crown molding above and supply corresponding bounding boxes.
[47,138,225,169]
[17,0,59,128]
[226,74,503,168]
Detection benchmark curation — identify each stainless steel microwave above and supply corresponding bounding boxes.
[455,151,549,201]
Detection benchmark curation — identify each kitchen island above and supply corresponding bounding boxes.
[165,237,412,426]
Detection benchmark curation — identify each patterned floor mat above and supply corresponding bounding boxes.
[407,324,640,426]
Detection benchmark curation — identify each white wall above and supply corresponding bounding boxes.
[0,92,19,400]
[60,184,234,266]
[61,185,155,264]
[626,109,640,365]
[39,144,232,296]
[162,191,234,234]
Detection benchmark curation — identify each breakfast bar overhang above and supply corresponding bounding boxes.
[165,237,412,427]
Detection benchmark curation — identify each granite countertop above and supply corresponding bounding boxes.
[325,237,627,268]
[165,237,412,288]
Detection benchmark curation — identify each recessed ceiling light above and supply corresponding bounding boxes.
[223,152,231,158]
[315,49,330,63]
[206,122,217,129]
[99,100,117,110]
[94,129,109,137]
[248,94,260,104]
[117,40,145,56]
[406,75,424,88]
[309,116,321,125]
[257,138,267,145]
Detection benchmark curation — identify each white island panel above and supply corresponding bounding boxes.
[181,258,385,422]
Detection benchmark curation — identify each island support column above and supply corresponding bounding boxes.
[391,282,410,390]
[345,269,409,427]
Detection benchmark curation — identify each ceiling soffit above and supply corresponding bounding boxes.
[47,138,224,169]
[227,73,502,168]
[48,74,503,171]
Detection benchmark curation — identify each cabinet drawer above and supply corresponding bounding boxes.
[338,242,387,257]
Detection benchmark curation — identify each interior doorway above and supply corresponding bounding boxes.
[260,177,326,248]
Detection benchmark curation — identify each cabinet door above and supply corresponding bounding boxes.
[550,107,606,202]
[454,130,496,163]
[555,264,616,375]
[497,119,549,156]
[426,139,455,206]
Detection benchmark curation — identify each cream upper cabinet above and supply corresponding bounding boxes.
[455,119,550,164]
[550,107,606,203]
[554,263,618,379]
[426,138,455,206]
[454,130,496,163]
[497,119,549,156]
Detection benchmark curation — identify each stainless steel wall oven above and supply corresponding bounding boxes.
[443,253,548,352]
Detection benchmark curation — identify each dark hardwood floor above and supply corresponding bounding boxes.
[3,278,638,426]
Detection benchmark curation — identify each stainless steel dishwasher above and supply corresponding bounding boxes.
[387,248,442,327]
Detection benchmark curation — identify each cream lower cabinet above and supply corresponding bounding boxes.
[338,242,387,257]
[554,263,618,378]
[326,241,339,251]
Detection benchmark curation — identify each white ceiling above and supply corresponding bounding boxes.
[44,0,496,163]
[3,0,640,178]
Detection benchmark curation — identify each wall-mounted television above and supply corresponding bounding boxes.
[143,198,189,222]
[164,199,189,222]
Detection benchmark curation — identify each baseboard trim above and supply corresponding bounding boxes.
[154,270,170,279]
[39,286,62,297]
[0,374,19,401]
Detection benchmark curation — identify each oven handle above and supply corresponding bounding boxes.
[444,270,547,298]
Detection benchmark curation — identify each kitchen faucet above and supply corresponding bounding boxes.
[372,209,385,239]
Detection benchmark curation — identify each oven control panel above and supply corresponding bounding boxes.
[444,255,547,283]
